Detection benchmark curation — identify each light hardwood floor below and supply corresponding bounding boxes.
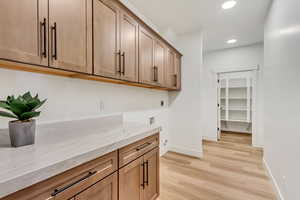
[158,132,276,200]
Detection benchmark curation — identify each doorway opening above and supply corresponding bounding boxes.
[217,71,254,146]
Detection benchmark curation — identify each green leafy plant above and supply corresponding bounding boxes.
[0,92,46,121]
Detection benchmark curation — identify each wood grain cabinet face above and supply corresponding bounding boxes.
[0,0,48,66]
[94,0,120,79]
[144,148,160,200]
[165,49,176,89]
[120,11,139,82]
[174,54,182,90]
[119,157,144,200]
[75,172,118,200]
[139,27,157,86]
[154,40,166,86]
[49,0,92,73]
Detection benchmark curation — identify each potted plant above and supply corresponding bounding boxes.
[0,92,46,147]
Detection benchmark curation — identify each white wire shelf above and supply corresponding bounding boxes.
[221,119,251,123]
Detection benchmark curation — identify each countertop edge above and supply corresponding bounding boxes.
[0,127,161,198]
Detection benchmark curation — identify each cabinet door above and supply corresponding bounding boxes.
[154,40,165,86]
[49,0,92,73]
[174,54,182,90]
[120,11,139,82]
[139,27,156,86]
[119,157,144,200]
[75,172,118,200]
[0,0,48,66]
[143,148,159,200]
[165,49,176,89]
[94,0,120,79]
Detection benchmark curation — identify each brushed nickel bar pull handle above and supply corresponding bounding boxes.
[51,23,57,60]
[51,171,97,196]
[121,52,125,75]
[40,18,47,58]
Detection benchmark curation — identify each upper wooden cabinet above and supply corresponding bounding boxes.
[139,27,156,86]
[0,0,181,91]
[49,0,92,73]
[154,40,166,86]
[165,48,181,90]
[0,0,48,66]
[120,11,139,82]
[94,0,138,82]
[94,0,120,79]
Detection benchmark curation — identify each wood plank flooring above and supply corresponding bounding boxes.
[158,132,276,200]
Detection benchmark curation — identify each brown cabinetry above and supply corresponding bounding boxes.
[119,148,159,200]
[94,0,138,82]
[154,40,166,86]
[0,0,48,66]
[94,0,120,79]
[49,0,92,73]
[120,11,139,82]
[75,172,118,200]
[139,27,156,86]
[165,49,181,90]
[1,134,160,200]
[0,0,181,90]
[143,148,160,200]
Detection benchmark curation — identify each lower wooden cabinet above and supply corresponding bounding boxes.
[75,172,118,200]
[143,148,159,200]
[119,157,144,200]
[0,134,160,200]
[119,147,159,200]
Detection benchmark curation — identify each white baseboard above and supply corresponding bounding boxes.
[263,158,284,200]
[202,136,218,142]
[168,145,203,158]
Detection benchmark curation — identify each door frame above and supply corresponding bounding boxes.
[214,65,259,146]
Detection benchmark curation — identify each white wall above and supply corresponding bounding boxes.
[0,68,170,154]
[203,43,264,147]
[264,0,300,199]
[168,31,204,158]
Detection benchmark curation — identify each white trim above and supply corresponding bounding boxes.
[213,65,259,73]
[168,146,203,158]
[203,135,218,142]
[263,158,285,200]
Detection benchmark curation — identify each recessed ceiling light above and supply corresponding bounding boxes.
[227,39,237,44]
[222,1,237,10]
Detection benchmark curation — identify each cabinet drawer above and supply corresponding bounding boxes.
[2,151,117,200]
[119,133,159,168]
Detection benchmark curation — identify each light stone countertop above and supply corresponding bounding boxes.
[0,115,161,198]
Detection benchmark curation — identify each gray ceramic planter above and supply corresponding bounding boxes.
[9,120,36,147]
